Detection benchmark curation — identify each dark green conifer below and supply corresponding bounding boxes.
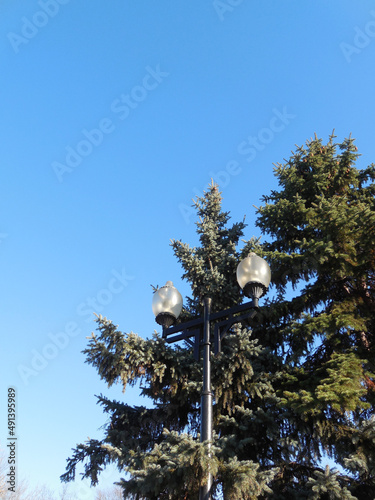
[255,133,375,498]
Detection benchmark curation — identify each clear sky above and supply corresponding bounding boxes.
[1,1,375,497]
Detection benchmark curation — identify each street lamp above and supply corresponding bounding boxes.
[152,253,271,500]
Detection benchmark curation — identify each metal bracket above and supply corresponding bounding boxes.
[162,300,258,360]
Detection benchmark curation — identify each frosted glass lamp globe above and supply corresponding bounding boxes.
[152,281,183,327]
[236,253,271,304]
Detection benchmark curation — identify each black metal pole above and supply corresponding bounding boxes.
[161,296,261,499]
[199,297,213,500]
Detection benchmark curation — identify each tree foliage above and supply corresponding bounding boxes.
[61,134,375,499]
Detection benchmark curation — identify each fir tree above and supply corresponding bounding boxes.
[255,133,375,498]
[61,136,375,499]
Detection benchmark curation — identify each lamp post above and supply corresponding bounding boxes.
[152,253,271,500]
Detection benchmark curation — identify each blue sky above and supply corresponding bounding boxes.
[1,1,375,497]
